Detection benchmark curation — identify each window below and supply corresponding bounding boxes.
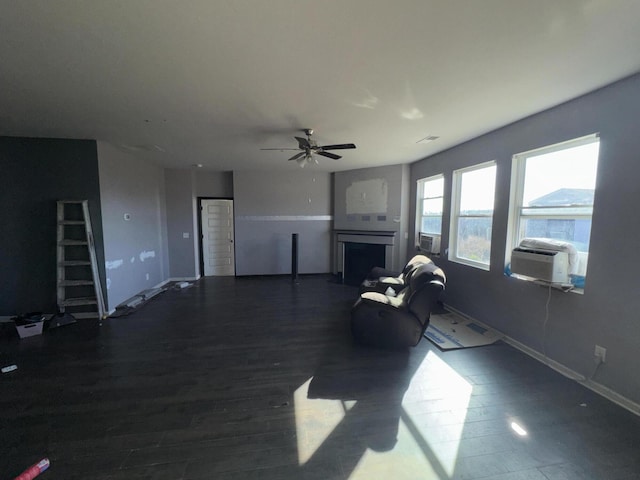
[416,175,444,236]
[508,134,600,283]
[450,162,496,270]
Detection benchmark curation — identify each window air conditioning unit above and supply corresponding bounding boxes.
[510,248,569,283]
[419,233,441,255]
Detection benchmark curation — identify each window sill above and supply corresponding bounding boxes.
[449,256,490,271]
[509,274,584,294]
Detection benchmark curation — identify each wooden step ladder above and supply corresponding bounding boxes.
[56,200,107,320]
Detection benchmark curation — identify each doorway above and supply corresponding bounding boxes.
[199,199,235,276]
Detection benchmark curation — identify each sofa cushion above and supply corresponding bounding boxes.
[361,291,404,308]
[360,254,433,294]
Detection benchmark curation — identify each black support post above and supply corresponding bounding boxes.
[292,233,299,283]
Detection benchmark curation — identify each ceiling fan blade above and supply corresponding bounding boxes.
[260,148,301,151]
[288,152,306,161]
[319,143,356,150]
[295,136,310,149]
[317,151,342,160]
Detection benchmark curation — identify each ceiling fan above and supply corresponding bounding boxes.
[260,129,356,168]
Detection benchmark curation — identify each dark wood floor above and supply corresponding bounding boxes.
[2,275,640,480]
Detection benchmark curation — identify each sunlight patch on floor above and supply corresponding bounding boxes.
[294,351,473,477]
[510,420,528,436]
[294,377,356,465]
[401,350,473,477]
[348,421,440,479]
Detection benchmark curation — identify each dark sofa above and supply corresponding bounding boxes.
[351,260,446,349]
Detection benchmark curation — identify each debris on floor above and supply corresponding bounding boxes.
[110,286,169,317]
[2,364,18,374]
[12,313,46,339]
[47,312,77,329]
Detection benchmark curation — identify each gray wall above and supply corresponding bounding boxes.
[233,170,332,275]
[195,171,233,198]
[0,136,105,315]
[334,164,410,271]
[97,142,169,310]
[164,169,234,278]
[165,169,198,279]
[410,72,640,404]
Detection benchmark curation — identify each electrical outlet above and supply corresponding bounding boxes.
[594,345,607,363]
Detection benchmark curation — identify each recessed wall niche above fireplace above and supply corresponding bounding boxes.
[334,230,396,286]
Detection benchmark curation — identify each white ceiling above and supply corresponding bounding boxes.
[2,1,640,172]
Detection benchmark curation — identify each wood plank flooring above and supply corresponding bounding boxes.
[1,275,640,479]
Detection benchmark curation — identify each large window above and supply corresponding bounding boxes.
[416,175,444,235]
[508,134,600,281]
[450,162,496,269]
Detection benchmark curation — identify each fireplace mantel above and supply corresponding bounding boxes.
[334,229,396,245]
[334,229,398,281]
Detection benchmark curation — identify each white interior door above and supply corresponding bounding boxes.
[201,199,235,276]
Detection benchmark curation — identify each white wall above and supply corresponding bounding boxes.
[410,73,640,405]
[97,142,169,310]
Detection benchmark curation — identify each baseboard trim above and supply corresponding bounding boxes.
[152,277,200,290]
[154,279,172,289]
[167,276,201,282]
[443,304,640,417]
[2,311,114,323]
[0,313,56,323]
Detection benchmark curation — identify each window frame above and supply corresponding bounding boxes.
[506,133,600,283]
[415,174,445,239]
[449,160,497,271]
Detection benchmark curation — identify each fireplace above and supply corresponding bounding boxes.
[334,229,397,285]
[343,242,386,286]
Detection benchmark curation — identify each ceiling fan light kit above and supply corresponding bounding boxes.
[261,128,356,167]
